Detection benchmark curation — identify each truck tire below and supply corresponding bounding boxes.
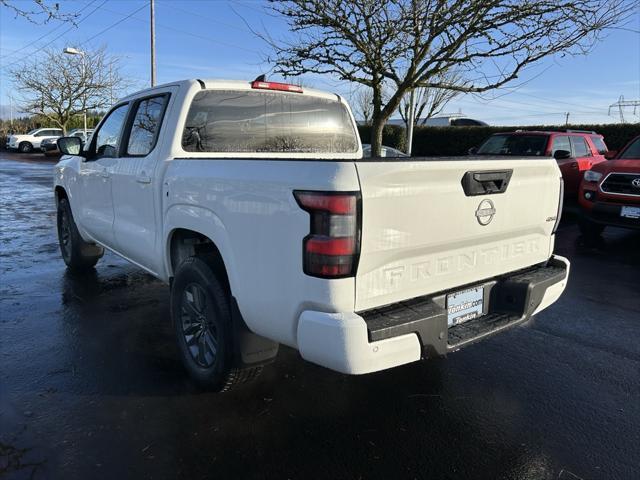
[171,255,262,391]
[19,141,33,153]
[579,217,605,238]
[56,198,103,270]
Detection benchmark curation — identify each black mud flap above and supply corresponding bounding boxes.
[230,296,279,368]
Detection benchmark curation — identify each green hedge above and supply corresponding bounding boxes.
[357,124,407,153]
[358,123,640,156]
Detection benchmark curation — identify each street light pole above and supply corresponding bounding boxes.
[150,0,156,87]
[63,47,88,137]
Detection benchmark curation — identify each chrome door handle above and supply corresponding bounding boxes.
[136,175,151,184]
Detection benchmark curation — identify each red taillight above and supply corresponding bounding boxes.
[251,80,303,93]
[294,191,361,279]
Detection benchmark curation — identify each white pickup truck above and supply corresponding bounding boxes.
[53,78,570,391]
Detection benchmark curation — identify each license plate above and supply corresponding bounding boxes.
[620,206,640,219]
[447,286,484,327]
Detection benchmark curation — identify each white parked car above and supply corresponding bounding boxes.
[423,115,488,126]
[6,127,64,153]
[53,78,569,391]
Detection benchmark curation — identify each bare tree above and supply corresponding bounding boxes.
[10,48,128,133]
[351,87,374,125]
[266,0,634,156]
[398,71,462,130]
[1,0,78,24]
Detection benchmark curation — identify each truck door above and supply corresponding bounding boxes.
[568,136,594,195]
[551,135,580,197]
[110,92,172,274]
[78,103,130,248]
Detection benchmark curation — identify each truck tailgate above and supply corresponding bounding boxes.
[354,158,561,311]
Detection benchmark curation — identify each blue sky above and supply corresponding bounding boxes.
[1,0,639,125]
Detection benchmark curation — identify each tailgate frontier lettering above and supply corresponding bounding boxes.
[380,238,542,288]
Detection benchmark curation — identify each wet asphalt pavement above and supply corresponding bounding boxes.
[0,153,639,480]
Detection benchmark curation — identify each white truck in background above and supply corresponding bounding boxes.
[53,78,569,391]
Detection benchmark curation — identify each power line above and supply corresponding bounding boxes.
[0,0,104,63]
[475,88,606,114]
[81,2,149,46]
[158,1,250,34]
[92,3,259,54]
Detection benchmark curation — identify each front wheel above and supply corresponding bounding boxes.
[56,198,103,271]
[171,256,262,391]
[19,142,33,153]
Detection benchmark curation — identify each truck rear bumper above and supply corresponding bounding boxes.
[297,255,569,375]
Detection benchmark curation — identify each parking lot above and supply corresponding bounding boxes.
[1,152,639,480]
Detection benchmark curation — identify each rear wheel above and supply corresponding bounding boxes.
[171,255,262,391]
[19,142,33,153]
[579,217,605,237]
[56,198,103,271]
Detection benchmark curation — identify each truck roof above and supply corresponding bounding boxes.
[121,78,341,103]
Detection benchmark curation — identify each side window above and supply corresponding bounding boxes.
[94,104,129,159]
[570,136,591,157]
[34,130,47,137]
[126,95,168,156]
[551,136,571,156]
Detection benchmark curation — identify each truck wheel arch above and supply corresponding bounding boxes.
[168,228,231,292]
[167,227,279,369]
[164,205,238,289]
[55,186,68,205]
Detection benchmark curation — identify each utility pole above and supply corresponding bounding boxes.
[564,112,570,126]
[150,0,156,87]
[8,94,13,130]
[406,89,415,156]
[608,95,640,123]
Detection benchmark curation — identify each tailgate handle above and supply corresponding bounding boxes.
[461,170,513,196]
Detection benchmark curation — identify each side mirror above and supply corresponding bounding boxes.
[468,147,478,155]
[604,150,617,160]
[553,149,571,160]
[57,136,83,156]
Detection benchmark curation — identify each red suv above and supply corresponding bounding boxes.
[475,130,608,198]
[579,135,640,236]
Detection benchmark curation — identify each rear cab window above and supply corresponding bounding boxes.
[126,95,169,156]
[477,134,548,156]
[181,90,358,155]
